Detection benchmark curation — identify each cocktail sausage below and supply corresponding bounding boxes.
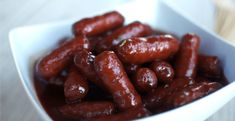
[94,51,142,110]
[174,33,200,79]
[73,11,124,37]
[37,36,89,80]
[116,35,179,64]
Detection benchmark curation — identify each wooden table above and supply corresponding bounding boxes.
[1,0,234,121]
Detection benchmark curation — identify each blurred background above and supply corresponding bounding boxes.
[0,0,235,121]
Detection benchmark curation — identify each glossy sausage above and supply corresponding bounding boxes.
[33,10,230,121]
[143,78,195,111]
[116,35,179,64]
[150,61,174,83]
[96,21,153,52]
[36,36,90,80]
[198,54,221,78]
[59,101,115,119]
[174,33,200,79]
[84,106,151,121]
[94,51,142,110]
[74,50,103,87]
[73,11,124,37]
[134,68,158,93]
[165,82,222,108]
[64,67,89,101]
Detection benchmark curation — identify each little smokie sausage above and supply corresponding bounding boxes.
[96,21,153,52]
[59,101,115,119]
[84,106,151,121]
[150,61,174,83]
[74,50,103,87]
[73,11,124,37]
[174,33,200,79]
[116,35,179,64]
[94,51,142,110]
[64,67,89,101]
[37,36,90,80]
[165,82,222,108]
[198,54,221,78]
[143,78,195,111]
[134,68,158,93]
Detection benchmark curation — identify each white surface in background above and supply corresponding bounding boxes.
[164,0,215,31]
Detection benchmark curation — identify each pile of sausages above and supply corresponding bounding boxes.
[35,11,227,121]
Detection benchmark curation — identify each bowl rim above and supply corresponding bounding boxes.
[9,29,52,121]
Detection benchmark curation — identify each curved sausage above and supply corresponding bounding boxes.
[94,51,142,110]
[64,67,89,101]
[150,61,174,83]
[96,21,153,53]
[116,35,179,64]
[165,82,222,108]
[36,36,90,80]
[59,101,115,119]
[174,33,200,79]
[73,11,124,37]
[134,68,158,93]
[143,78,195,111]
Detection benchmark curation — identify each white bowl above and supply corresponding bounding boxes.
[9,0,235,121]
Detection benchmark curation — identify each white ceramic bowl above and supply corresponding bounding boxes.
[9,0,235,121]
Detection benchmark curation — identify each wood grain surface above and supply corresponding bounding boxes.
[0,0,234,121]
